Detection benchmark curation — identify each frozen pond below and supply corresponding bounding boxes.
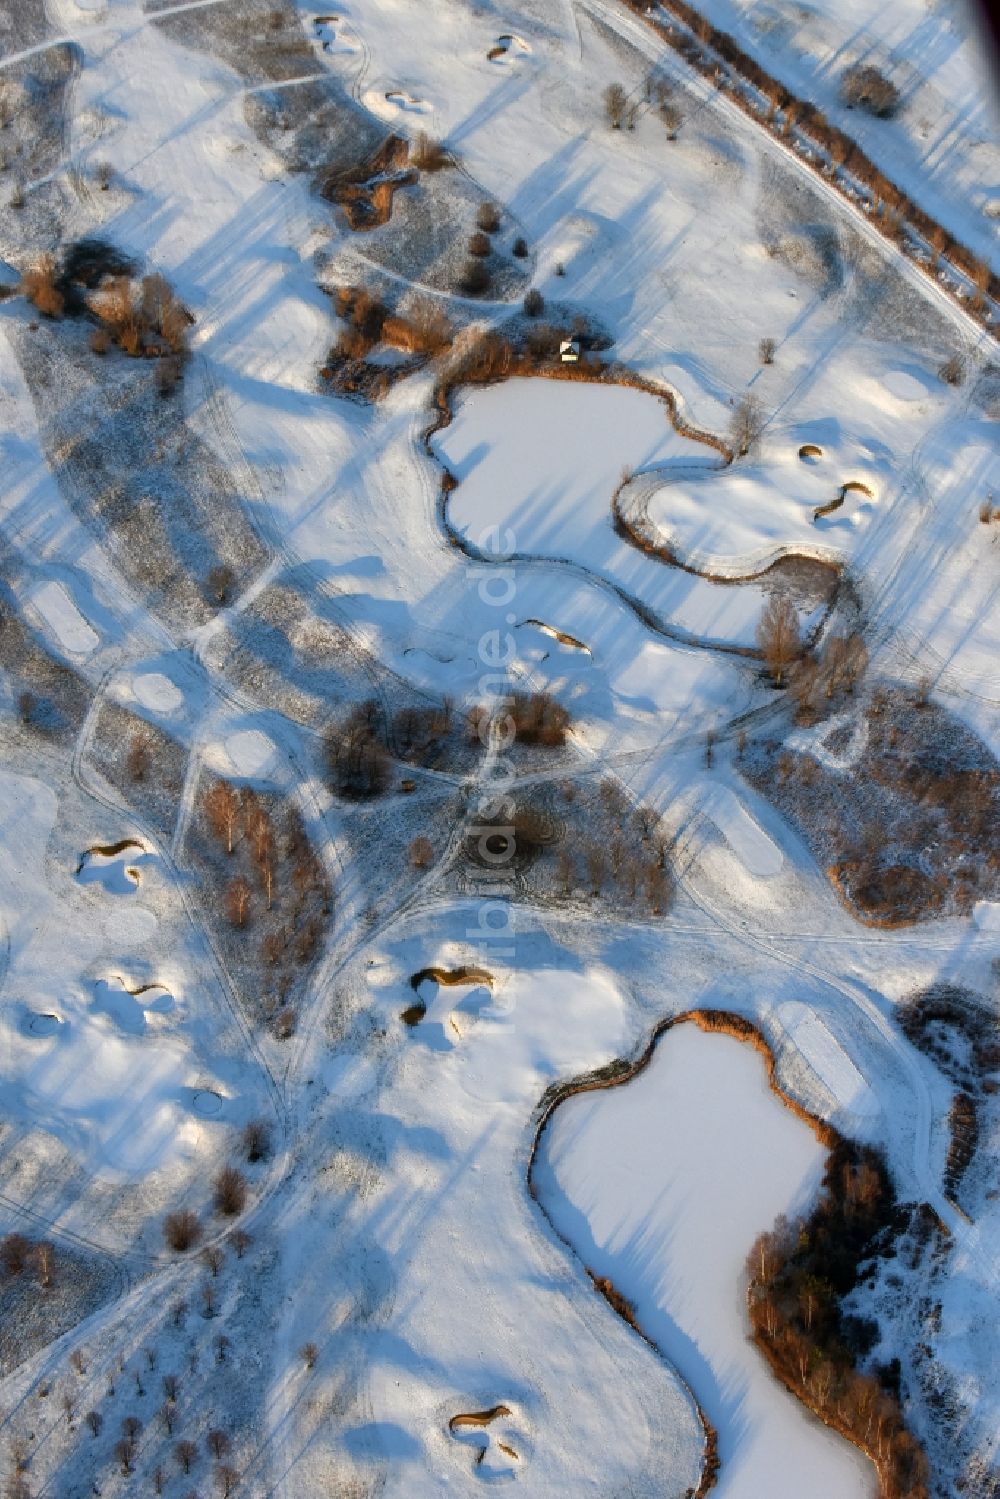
[533,1022,874,1499]
[435,378,813,649]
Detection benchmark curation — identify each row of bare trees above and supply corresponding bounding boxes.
[746,1141,930,1498]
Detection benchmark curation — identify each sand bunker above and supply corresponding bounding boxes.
[29,581,98,657]
[92,976,174,1035]
[313,14,362,54]
[191,1089,223,1117]
[384,90,431,114]
[449,1405,522,1476]
[132,671,183,714]
[487,33,531,63]
[23,1011,64,1038]
[521,620,592,656]
[76,840,151,893]
[403,969,494,1049]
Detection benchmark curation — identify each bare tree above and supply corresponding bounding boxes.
[231,1228,253,1259]
[207,1430,231,1461]
[85,1410,102,1438]
[225,876,253,929]
[201,1281,217,1319]
[756,596,801,687]
[160,1403,177,1435]
[115,1437,136,1475]
[32,1241,54,1289]
[758,337,776,365]
[163,1373,180,1403]
[127,732,152,783]
[202,1244,225,1276]
[214,1166,247,1217]
[603,82,628,128]
[176,1438,199,1475]
[300,1342,319,1370]
[586,845,606,896]
[204,781,241,854]
[215,1465,239,1497]
[730,394,764,457]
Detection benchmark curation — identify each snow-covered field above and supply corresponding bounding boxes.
[0,0,997,1493]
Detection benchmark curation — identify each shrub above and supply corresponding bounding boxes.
[300,1342,319,1369]
[207,563,236,605]
[840,63,900,118]
[512,236,528,258]
[164,1210,201,1252]
[409,836,433,869]
[476,202,501,233]
[90,326,110,355]
[127,732,152,782]
[603,82,628,128]
[939,353,965,386]
[759,336,776,365]
[412,132,450,171]
[659,101,682,138]
[242,1117,271,1162]
[214,1165,248,1217]
[523,288,544,317]
[468,231,491,258]
[20,255,65,318]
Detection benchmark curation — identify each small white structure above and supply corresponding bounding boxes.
[559,338,580,363]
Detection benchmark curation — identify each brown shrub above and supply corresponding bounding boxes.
[163,1210,201,1252]
[468,231,491,258]
[20,255,64,318]
[476,202,500,233]
[841,63,900,118]
[409,835,434,869]
[127,732,152,782]
[214,1165,248,1217]
[460,259,491,295]
[242,1118,271,1163]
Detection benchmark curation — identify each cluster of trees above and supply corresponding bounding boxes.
[19,253,191,367]
[202,781,329,1033]
[1,1232,55,1289]
[164,1121,269,1253]
[757,596,867,709]
[461,200,504,296]
[325,700,391,798]
[746,1140,930,1498]
[323,285,453,399]
[467,691,570,750]
[554,839,671,912]
[622,0,996,314]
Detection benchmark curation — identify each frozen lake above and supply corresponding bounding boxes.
[434,378,793,649]
[533,1021,875,1499]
